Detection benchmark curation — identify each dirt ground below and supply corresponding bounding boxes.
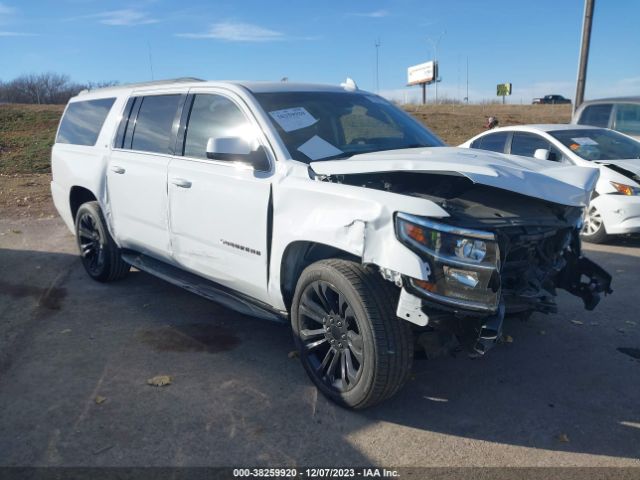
[0,173,56,219]
[407,104,572,145]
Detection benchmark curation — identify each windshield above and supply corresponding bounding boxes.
[549,128,640,160]
[254,91,444,163]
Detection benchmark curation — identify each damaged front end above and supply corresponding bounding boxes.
[320,170,613,356]
[395,211,612,355]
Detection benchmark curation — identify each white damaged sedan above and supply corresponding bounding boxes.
[461,124,640,243]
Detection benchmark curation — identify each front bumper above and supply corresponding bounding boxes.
[592,194,640,235]
[395,239,613,356]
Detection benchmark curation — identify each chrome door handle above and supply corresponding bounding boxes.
[111,166,125,174]
[171,178,192,188]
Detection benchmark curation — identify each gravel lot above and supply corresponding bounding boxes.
[0,214,639,468]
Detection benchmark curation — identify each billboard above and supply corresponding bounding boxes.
[497,83,512,96]
[407,61,436,86]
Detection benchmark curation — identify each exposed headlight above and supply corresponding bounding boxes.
[610,181,640,196]
[396,213,501,312]
[455,238,487,262]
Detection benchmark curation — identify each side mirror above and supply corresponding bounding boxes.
[206,137,270,171]
[533,148,551,161]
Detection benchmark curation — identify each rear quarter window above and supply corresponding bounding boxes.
[56,98,116,146]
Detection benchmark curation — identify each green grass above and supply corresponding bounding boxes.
[0,104,64,174]
[0,103,570,175]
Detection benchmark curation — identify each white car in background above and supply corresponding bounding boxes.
[460,125,640,243]
[573,97,640,141]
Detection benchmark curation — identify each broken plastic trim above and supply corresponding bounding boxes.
[556,255,613,311]
[472,303,505,355]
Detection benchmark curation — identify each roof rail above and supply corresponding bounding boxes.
[78,77,206,95]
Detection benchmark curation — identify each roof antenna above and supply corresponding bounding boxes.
[341,77,358,91]
[147,41,155,80]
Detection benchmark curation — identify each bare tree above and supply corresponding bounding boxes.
[0,73,120,104]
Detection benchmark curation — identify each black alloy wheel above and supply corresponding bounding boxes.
[298,280,364,392]
[77,210,105,277]
[74,201,130,282]
[291,259,413,409]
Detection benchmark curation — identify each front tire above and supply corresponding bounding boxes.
[581,204,609,244]
[291,259,413,409]
[75,201,130,282]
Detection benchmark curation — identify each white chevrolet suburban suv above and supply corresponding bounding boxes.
[51,78,612,408]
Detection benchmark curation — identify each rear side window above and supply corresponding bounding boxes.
[510,132,550,157]
[578,104,612,128]
[56,98,116,146]
[130,95,182,154]
[614,103,640,136]
[471,132,508,153]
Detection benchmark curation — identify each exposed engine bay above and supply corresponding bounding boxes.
[320,171,613,355]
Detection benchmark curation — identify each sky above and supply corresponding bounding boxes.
[0,0,638,104]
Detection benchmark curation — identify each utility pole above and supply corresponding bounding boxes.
[375,38,381,93]
[574,0,595,113]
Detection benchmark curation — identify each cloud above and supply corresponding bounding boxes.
[349,9,389,18]
[82,9,158,26]
[0,30,37,36]
[176,21,284,42]
[0,3,36,35]
[0,2,15,16]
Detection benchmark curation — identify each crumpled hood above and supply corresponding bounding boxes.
[595,159,640,183]
[310,146,599,207]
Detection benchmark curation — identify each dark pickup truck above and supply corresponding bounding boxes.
[533,94,571,105]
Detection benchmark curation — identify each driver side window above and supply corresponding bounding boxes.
[183,94,251,159]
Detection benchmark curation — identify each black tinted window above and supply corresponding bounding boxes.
[131,95,181,153]
[578,104,612,128]
[184,94,250,159]
[510,132,550,157]
[56,98,115,146]
[474,132,508,153]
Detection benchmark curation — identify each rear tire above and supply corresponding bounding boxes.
[291,259,413,409]
[75,201,130,282]
[581,204,609,244]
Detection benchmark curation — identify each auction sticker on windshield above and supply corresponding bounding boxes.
[571,137,599,145]
[269,107,318,132]
[297,135,343,160]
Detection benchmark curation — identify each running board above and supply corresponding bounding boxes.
[121,251,286,323]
